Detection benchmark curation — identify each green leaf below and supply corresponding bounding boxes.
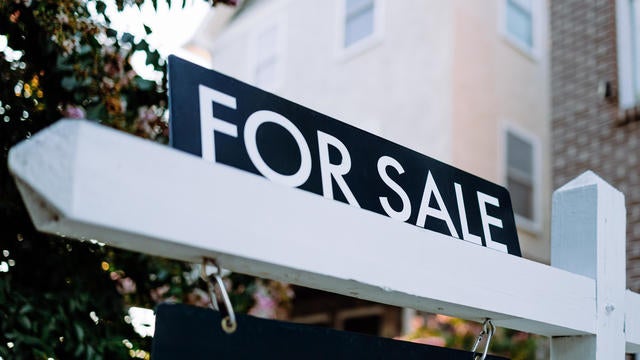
[85,103,106,121]
[135,39,150,52]
[56,56,74,71]
[74,343,85,357]
[18,315,32,330]
[19,334,41,346]
[74,323,84,342]
[96,1,107,14]
[143,24,152,35]
[19,304,33,315]
[61,76,77,91]
[135,77,155,91]
[121,32,134,44]
[77,44,93,55]
[86,344,96,359]
[146,50,160,67]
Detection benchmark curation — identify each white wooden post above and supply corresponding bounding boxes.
[550,171,626,359]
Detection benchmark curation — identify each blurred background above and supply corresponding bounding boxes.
[0,0,638,359]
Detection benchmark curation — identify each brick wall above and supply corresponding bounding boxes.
[551,0,640,290]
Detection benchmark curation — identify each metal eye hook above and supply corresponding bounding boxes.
[471,319,495,360]
[200,257,237,334]
[200,258,219,311]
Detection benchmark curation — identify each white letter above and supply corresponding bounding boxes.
[317,131,360,207]
[477,192,508,253]
[416,171,459,238]
[454,183,482,245]
[198,84,238,162]
[377,156,411,221]
[244,110,312,188]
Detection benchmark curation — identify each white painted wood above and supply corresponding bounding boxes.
[550,171,626,359]
[8,119,597,337]
[626,290,640,353]
[10,120,640,356]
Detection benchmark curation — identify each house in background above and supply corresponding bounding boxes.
[184,0,550,336]
[550,0,640,292]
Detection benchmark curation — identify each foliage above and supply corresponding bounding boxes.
[0,0,258,359]
[398,313,546,359]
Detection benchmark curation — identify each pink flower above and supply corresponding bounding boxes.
[150,284,171,303]
[62,104,85,119]
[248,284,277,319]
[116,277,137,295]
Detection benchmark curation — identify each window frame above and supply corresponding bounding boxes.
[248,17,286,91]
[502,124,542,234]
[337,0,384,60]
[616,0,640,109]
[499,0,543,60]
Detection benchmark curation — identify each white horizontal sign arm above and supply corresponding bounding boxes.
[9,120,637,347]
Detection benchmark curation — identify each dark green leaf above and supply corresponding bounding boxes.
[135,39,150,52]
[74,323,84,342]
[74,343,85,357]
[77,44,93,55]
[19,334,41,346]
[121,32,134,44]
[143,24,152,35]
[146,50,160,66]
[85,103,106,121]
[61,76,76,91]
[19,304,33,315]
[135,77,155,91]
[96,1,107,14]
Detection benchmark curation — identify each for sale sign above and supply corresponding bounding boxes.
[168,56,521,256]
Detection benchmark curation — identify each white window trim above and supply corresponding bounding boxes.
[501,123,542,234]
[336,0,385,61]
[616,0,637,109]
[498,0,544,61]
[247,16,287,92]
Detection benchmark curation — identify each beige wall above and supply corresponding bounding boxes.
[450,0,550,262]
[200,0,455,161]
[189,0,550,263]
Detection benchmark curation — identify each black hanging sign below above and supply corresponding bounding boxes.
[152,303,509,360]
[168,56,521,256]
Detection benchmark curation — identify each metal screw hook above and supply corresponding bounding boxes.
[471,319,495,360]
[200,257,237,334]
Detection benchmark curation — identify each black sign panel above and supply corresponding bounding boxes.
[152,303,509,359]
[168,56,521,256]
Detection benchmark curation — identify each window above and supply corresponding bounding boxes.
[251,23,282,90]
[616,0,640,108]
[505,128,539,230]
[501,0,541,57]
[343,0,377,48]
[506,0,533,47]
